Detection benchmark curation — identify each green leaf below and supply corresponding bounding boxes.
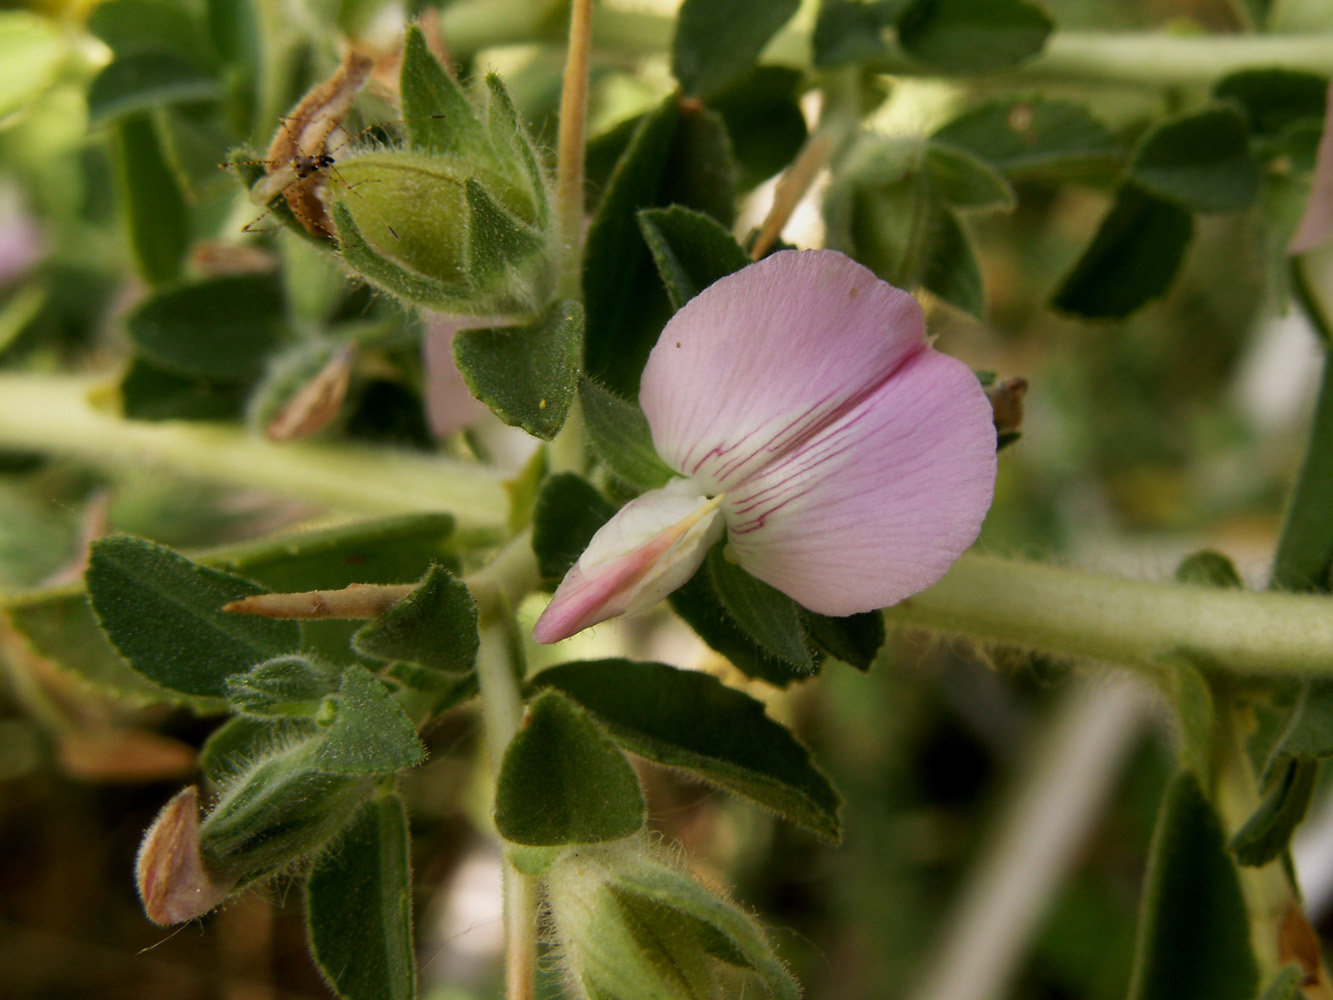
[1270,362,1333,593]
[801,609,885,671]
[198,715,312,785]
[110,114,189,286]
[532,659,842,840]
[88,0,210,61]
[708,67,808,188]
[464,178,546,280]
[671,0,801,100]
[707,547,814,672]
[1126,772,1258,1000]
[86,536,300,698]
[610,858,801,1000]
[813,0,902,68]
[453,299,583,441]
[1266,678,1333,761]
[922,206,985,317]
[352,565,479,676]
[399,24,487,161]
[4,589,200,706]
[494,690,645,845]
[579,378,676,492]
[216,513,458,592]
[120,356,247,421]
[226,653,342,717]
[124,274,286,382]
[0,11,67,121]
[531,473,617,583]
[1052,185,1193,320]
[87,53,220,126]
[669,571,822,687]
[307,794,416,1000]
[584,99,737,398]
[1128,105,1260,214]
[933,97,1122,177]
[897,0,1053,73]
[638,205,750,310]
[926,141,1016,211]
[1214,70,1328,141]
[1229,757,1318,867]
[314,666,426,775]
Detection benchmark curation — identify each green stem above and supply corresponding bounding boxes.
[468,532,540,1000]
[554,0,594,302]
[882,552,1333,677]
[0,373,508,532]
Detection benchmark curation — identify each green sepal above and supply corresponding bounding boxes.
[400,24,488,161]
[85,535,300,699]
[638,205,750,310]
[671,0,801,100]
[531,472,617,583]
[707,547,815,673]
[669,571,822,687]
[110,114,188,286]
[197,715,313,786]
[225,653,343,718]
[1128,105,1261,214]
[932,97,1122,177]
[123,273,286,382]
[896,0,1053,73]
[801,609,885,671]
[609,854,800,1000]
[1052,184,1193,320]
[494,690,645,846]
[352,564,480,676]
[453,299,583,440]
[464,177,546,280]
[313,665,426,775]
[1126,772,1258,1000]
[1229,757,1318,867]
[579,378,676,492]
[306,793,417,1000]
[484,72,549,223]
[531,659,842,841]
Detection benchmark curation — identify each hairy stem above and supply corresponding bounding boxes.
[0,373,508,531]
[882,553,1333,677]
[554,0,593,301]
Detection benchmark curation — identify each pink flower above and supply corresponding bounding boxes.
[532,249,997,644]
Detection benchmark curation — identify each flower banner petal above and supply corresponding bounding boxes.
[640,249,929,492]
[723,348,996,615]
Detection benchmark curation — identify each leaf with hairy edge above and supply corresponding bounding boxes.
[802,609,885,671]
[532,659,842,840]
[86,536,299,698]
[306,794,416,1000]
[353,565,479,676]
[638,205,750,311]
[1126,772,1258,1000]
[494,690,645,846]
[399,24,487,161]
[314,666,425,775]
[453,300,583,441]
[707,547,814,672]
[579,379,675,492]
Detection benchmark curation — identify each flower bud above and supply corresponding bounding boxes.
[544,839,799,1000]
[136,786,235,925]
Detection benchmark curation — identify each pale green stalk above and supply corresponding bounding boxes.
[883,553,1333,677]
[0,373,507,531]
